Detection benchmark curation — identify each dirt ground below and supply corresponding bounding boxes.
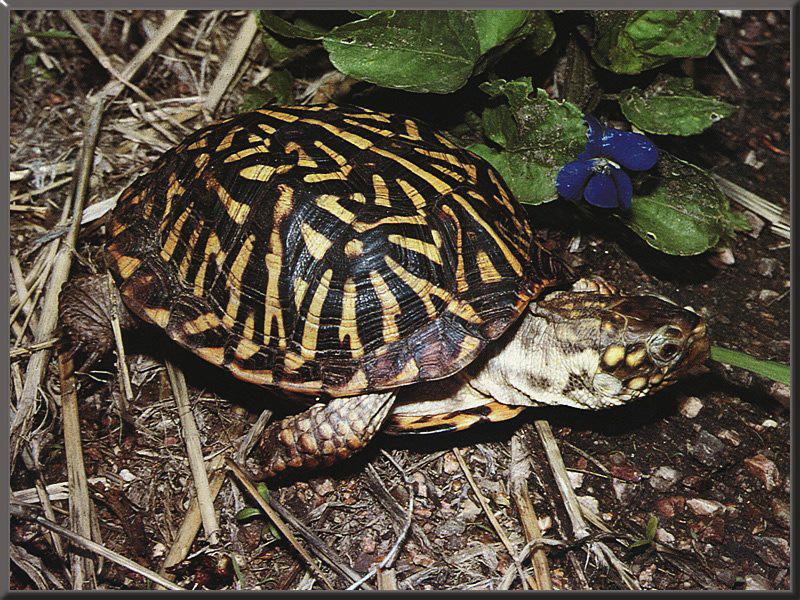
[9,10,790,590]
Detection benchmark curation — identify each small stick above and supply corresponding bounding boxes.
[34,478,66,559]
[453,448,534,590]
[224,458,335,590]
[376,568,398,590]
[10,338,60,362]
[11,9,187,469]
[713,48,744,92]
[11,504,184,590]
[203,11,259,115]
[165,360,220,545]
[158,454,226,582]
[509,429,553,590]
[58,353,96,589]
[107,273,134,422]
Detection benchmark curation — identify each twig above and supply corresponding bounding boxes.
[34,477,66,559]
[11,503,184,590]
[509,429,553,590]
[347,455,414,590]
[534,420,639,589]
[453,448,534,590]
[10,338,60,362]
[376,569,398,590]
[165,360,220,545]
[107,273,134,423]
[158,454,226,583]
[58,353,96,589]
[264,491,371,589]
[11,8,187,470]
[203,11,259,115]
[710,173,790,239]
[224,458,335,590]
[712,48,744,93]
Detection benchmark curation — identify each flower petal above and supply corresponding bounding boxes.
[601,129,659,171]
[556,159,595,200]
[582,114,604,157]
[610,167,633,210]
[583,172,619,208]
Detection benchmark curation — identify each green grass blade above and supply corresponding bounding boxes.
[710,345,790,386]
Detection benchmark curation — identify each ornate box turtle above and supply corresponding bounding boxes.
[59,104,710,479]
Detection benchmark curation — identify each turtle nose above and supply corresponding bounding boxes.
[683,317,711,369]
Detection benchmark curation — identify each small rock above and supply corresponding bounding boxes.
[769,498,790,529]
[655,528,675,544]
[761,419,778,428]
[695,516,725,543]
[412,472,427,498]
[708,247,735,268]
[459,498,481,521]
[567,470,584,489]
[743,211,766,238]
[688,430,729,467]
[687,497,725,516]
[758,289,780,304]
[717,429,742,446]
[638,563,656,587]
[745,574,772,590]
[754,257,779,277]
[744,454,780,491]
[612,478,634,503]
[718,9,742,18]
[442,452,460,474]
[743,150,763,169]
[361,535,376,554]
[649,466,681,492]
[576,495,599,515]
[655,496,685,519]
[119,469,136,482]
[678,396,703,418]
[537,515,552,532]
[312,478,334,497]
[435,519,466,538]
[752,536,789,567]
[715,568,737,588]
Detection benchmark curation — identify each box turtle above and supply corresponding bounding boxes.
[59,104,710,479]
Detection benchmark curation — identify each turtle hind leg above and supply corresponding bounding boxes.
[58,273,136,371]
[248,391,396,480]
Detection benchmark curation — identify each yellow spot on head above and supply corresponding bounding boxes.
[603,345,626,368]
[626,347,647,368]
[628,376,648,391]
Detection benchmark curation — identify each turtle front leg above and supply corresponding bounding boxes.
[248,391,396,480]
[58,273,137,371]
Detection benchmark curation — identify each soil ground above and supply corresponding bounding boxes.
[9,10,790,590]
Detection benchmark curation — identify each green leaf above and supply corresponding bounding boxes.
[620,76,737,135]
[645,515,658,541]
[710,346,790,386]
[517,11,557,57]
[258,10,327,40]
[322,11,537,94]
[235,507,262,521]
[472,79,586,204]
[591,10,720,74]
[469,10,530,54]
[621,152,740,255]
[240,70,295,111]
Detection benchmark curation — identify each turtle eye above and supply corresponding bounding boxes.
[654,342,680,362]
[649,326,685,364]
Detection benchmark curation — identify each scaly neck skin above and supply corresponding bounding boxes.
[463,306,622,410]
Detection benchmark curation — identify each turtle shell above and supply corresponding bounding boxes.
[105,104,565,397]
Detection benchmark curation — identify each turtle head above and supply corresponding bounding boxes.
[525,278,710,409]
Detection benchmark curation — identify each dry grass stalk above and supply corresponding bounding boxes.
[376,569,398,590]
[165,360,220,546]
[11,504,184,590]
[57,353,96,589]
[711,173,790,238]
[452,448,534,590]
[158,454,227,583]
[106,273,134,420]
[534,420,639,589]
[10,339,60,362]
[225,458,336,590]
[11,9,188,469]
[203,11,259,115]
[509,429,553,590]
[34,478,66,559]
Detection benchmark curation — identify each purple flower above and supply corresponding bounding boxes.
[556,115,659,210]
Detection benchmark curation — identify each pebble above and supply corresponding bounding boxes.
[537,515,553,532]
[758,289,781,304]
[769,498,790,529]
[678,396,703,418]
[459,498,481,521]
[744,454,780,491]
[752,536,789,568]
[119,469,136,482]
[743,149,763,168]
[761,418,778,428]
[442,452,460,474]
[612,478,634,503]
[717,429,742,446]
[743,211,766,238]
[688,430,729,467]
[567,470,584,489]
[745,574,772,590]
[576,495,599,514]
[649,466,681,492]
[754,257,779,277]
[687,497,725,516]
[638,563,656,587]
[655,528,675,544]
[655,496,685,519]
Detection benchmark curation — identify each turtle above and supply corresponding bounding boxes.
[58,104,710,480]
